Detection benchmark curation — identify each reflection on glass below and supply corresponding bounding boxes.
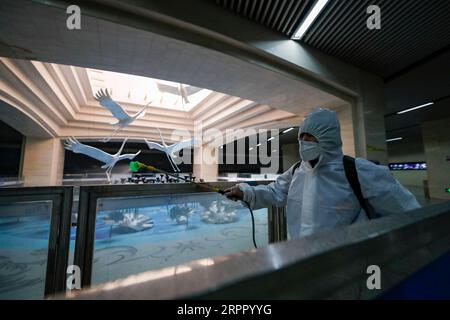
[0,201,52,299]
[91,192,268,285]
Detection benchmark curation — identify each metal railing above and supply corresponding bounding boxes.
[1,181,283,298]
[0,176,24,187]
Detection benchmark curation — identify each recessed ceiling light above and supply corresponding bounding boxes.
[282,128,294,134]
[268,137,275,141]
[256,143,262,147]
[386,137,403,142]
[291,0,330,40]
[397,102,434,114]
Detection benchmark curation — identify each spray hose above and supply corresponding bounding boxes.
[129,161,257,249]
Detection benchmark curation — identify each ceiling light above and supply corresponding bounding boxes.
[282,128,294,134]
[256,143,262,147]
[397,102,434,114]
[249,147,254,151]
[386,137,403,142]
[272,149,277,153]
[268,137,275,141]
[291,0,330,40]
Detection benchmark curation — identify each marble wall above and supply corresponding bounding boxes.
[193,145,219,182]
[422,118,450,200]
[22,137,64,186]
[387,134,427,188]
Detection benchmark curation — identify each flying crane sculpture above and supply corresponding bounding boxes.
[144,128,197,172]
[64,137,141,181]
[95,89,152,142]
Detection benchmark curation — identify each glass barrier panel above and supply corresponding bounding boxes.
[91,192,268,285]
[0,201,52,299]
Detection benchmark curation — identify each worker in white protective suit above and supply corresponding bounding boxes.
[225,108,421,239]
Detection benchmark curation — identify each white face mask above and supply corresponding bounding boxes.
[299,141,321,162]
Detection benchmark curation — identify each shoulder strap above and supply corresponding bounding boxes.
[291,161,302,175]
[343,155,375,220]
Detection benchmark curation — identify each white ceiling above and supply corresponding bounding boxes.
[0,57,304,142]
[0,0,345,116]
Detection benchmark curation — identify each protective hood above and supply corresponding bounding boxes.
[299,108,343,166]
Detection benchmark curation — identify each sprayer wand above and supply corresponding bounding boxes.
[129,161,257,248]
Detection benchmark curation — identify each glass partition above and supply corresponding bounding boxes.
[0,187,73,299]
[91,192,268,285]
[0,201,52,299]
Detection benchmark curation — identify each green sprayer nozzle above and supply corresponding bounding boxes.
[130,161,141,173]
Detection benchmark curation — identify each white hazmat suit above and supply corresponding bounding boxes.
[239,108,420,239]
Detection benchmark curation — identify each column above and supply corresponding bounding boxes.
[193,144,218,182]
[356,74,388,164]
[22,137,65,186]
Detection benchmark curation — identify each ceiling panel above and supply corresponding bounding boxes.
[215,0,316,36]
[214,0,450,79]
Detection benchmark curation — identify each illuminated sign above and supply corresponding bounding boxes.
[389,162,427,171]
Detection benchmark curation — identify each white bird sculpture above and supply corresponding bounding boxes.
[95,89,151,142]
[144,129,197,172]
[64,137,141,181]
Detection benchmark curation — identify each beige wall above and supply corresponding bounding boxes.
[391,171,427,189]
[422,118,450,200]
[336,104,356,158]
[193,145,218,182]
[22,137,64,186]
[282,143,299,172]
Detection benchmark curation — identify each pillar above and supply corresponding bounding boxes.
[422,118,450,200]
[22,137,64,186]
[193,144,218,182]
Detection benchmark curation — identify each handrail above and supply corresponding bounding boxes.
[0,177,24,187]
[61,201,450,299]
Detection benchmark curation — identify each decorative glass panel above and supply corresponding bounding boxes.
[91,192,268,285]
[0,201,52,299]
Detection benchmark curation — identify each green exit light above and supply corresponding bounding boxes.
[446,188,450,193]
